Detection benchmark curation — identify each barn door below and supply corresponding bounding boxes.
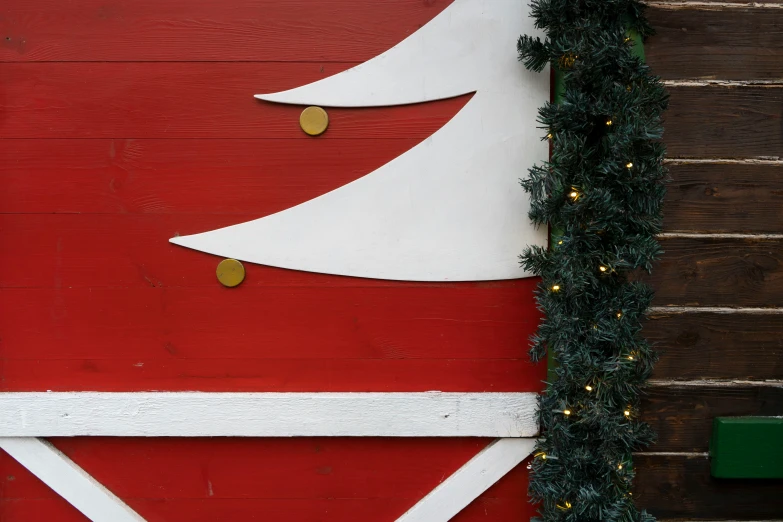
[0,1,547,520]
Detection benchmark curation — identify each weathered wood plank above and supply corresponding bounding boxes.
[647,7,783,81]
[644,237,783,307]
[634,454,783,520]
[665,86,783,159]
[0,392,538,437]
[641,385,783,452]
[646,312,783,381]
[0,0,450,62]
[664,162,783,233]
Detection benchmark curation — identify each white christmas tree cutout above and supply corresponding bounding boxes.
[170,0,549,281]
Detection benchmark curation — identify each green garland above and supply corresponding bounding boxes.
[517,1,668,520]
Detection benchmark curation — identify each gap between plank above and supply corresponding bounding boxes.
[665,158,783,165]
[658,232,783,239]
[633,451,709,457]
[648,1,783,8]
[649,379,783,388]
[664,80,783,87]
[648,306,783,314]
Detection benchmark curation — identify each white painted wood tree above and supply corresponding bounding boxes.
[171,0,548,282]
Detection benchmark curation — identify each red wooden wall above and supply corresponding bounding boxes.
[0,1,544,520]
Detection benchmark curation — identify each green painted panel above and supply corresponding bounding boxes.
[711,417,783,479]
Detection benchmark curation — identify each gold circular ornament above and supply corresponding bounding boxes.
[216,259,245,287]
[299,106,329,136]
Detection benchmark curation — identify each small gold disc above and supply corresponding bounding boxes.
[299,106,329,136]
[216,259,245,288]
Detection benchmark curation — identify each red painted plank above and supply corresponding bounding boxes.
[0,214,536,290]
[0,63,470,139]
[0,496,531,522]
[0,0,452,62]
[0,139,421,214]
[10,438,520,499]
[0,285,538,360]
[0,438,535,522]
[0,358,540,393]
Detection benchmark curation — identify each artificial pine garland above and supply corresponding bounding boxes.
[517,1,668,520]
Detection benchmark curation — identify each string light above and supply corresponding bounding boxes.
[626,162,634,169]
[616,311,623,319]
[599,265,608,273]
[623,409,631,417]
[627,355,635,361]
[547,133,553,140]
[535,452,547,460]
[606,119,613,126]
[551,284,561,292]
[618,463,624,470]
[558,240,563,245]
[585,385,593,392]
[568,188,580,201]
[557,501,573,510]
[563,409,572,416]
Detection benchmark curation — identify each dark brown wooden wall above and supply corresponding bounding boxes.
[634,1,783,519]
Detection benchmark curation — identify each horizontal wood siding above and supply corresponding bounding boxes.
[635,455,783,519]
[646,312,783,380]
[637,2,783,520]
[665,86,783,158]
[646,7,783,81]
[664,163,783,233]
[645,237,783,307]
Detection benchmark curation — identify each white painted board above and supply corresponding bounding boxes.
[0,392,538,437]
[0,437,146,522]
[396,438,536,522]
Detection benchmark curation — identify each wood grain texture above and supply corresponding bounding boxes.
[0,392,538,437]
[641,385,783,452]
[0,0,452,62]
[1,437,535,522]
[644,237,783,307]
[396,439,535,522]
[664,162,783,233]
[4,69,780,159]
[0,214,539,289]
[0,438,144,522]
[646,312,783,380]
[0,139,422,214]
[646,7,783,81]
[0,359,540,394]
[0,284,539,360]
[665,86,783,159]
[0,62,469,139]
[0,283,543,392]
[0,497,534,522]
[634,454,783,520]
